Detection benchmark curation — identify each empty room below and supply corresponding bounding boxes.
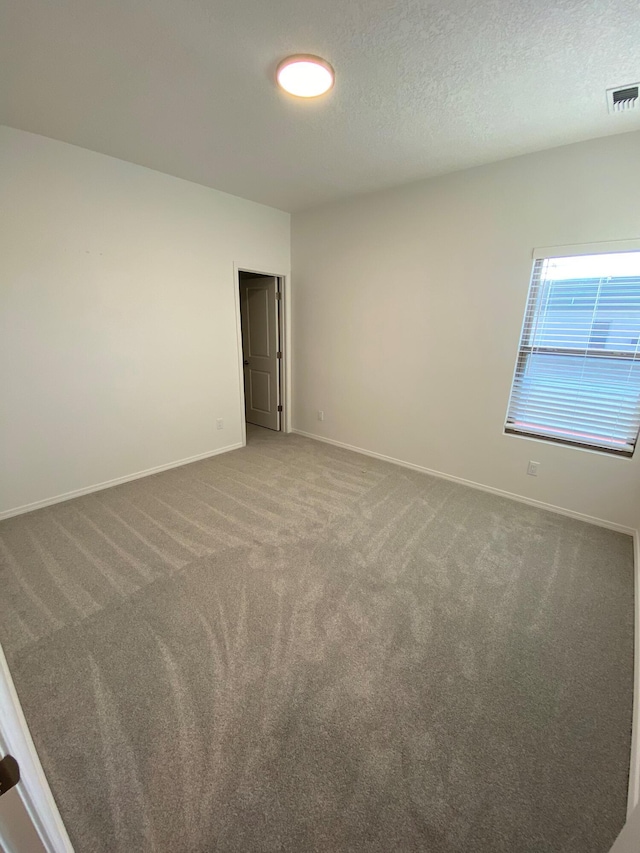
[1,2,640,852]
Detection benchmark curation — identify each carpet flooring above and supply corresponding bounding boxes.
[0,426,634,852]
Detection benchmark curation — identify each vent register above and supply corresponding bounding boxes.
[606,84,639,113]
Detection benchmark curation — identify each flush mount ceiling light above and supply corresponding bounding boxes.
[276,55,334,98]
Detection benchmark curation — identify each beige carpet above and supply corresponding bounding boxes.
[0,425,634,852]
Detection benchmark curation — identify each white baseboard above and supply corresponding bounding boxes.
[0,443,243,521]
[292,429,635,535]
[293,428,640,815]
[629,530,640,817]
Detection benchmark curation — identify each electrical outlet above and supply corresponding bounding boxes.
[527,461,540,477]
[317,410,324,421]
[216,418,224,430]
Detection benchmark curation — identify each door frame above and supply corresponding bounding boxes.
[233,265,290,445]
[0,643,74,852]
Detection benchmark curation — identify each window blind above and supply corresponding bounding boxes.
[505,252,640,456]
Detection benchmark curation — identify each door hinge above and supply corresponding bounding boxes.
[275,292,281,301]
[0,755,20,797]
[277,351,282,359]
[277,405,283,412]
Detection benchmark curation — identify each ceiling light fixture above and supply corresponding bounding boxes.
[276,55,334,98]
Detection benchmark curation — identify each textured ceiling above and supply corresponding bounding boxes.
[2,0,640,211]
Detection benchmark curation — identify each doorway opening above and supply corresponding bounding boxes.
[237,271,285,436]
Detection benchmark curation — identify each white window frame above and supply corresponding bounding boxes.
[505,239,640,457]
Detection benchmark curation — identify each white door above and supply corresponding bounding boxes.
[239,275,280,431]
[608,800,640,852]
[0,645,73,852]
[0,785,48,853]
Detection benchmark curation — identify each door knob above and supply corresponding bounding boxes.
[243,360,249,365]
[0,755,20,797]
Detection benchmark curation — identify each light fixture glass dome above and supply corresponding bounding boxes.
[276,55,334,98]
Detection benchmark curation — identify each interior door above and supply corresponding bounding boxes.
[607,800,640,852]
[0,785,48,853]
[239,275,280,430]
[0,644,72,852]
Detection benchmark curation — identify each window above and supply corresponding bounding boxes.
[505,249,640,456]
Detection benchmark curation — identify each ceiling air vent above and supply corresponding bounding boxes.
[606,84,639,113]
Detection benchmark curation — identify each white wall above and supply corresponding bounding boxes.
[292,131,640,531]
[0,126,290,517]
